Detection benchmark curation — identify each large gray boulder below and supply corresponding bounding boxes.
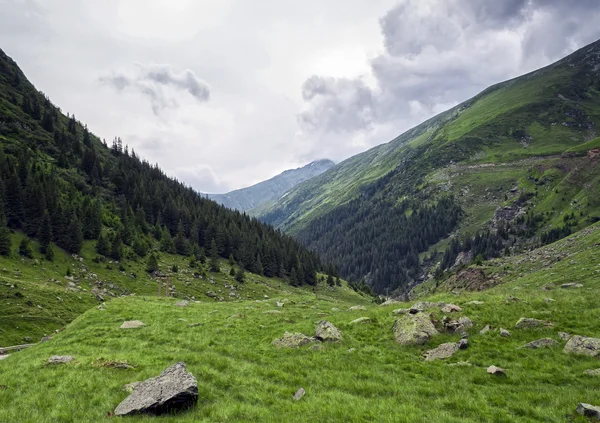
[563,335,600,357]
[576,403,600,419]
[423,342,459,361]
[272,332,313,348]
[114,362,197,416]
[315,321,342,342]
[392,313,438,345]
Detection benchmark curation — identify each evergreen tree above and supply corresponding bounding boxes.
[146,253,159,273]
[66,217,83,254]
[38,211,52,254]
[209,239,220,272]
[18,237,33,258]
[5,171,24,228]
[45,243,55,261]
[327,274,334,287]
[96,232,110,256]
[132,237,148,257]
[174,220,191,255]
[255,253,264,276]
[229,266,236,276]
[228,254,235,266]
[110,232,123,260]
[0,209,11,256]
[235,268,245,283]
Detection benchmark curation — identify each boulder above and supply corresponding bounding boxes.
[563,335,600,357]
[487,365,506,376]
[392,313,438,345]
[349,317,371,325]
[584,369,600,376]
[120,320,145,329]
[411,301,446,311]
[521,338,558,349]
[273,332,313,348]
[380,298,402,306]
[514,318,552,329]
[315,321,342,342]
[500,328,511,337]
[423,342,459,361]
[47,355,74,365]
[576,403,600,419]
[293,388,306,401]
[114,362,198,416]
[441,304,462,313]
[348,305,366,311]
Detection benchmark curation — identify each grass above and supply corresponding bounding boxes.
[1,225,600,422]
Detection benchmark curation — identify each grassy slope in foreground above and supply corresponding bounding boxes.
[1,224,600,422]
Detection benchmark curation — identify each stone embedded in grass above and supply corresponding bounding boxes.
[349,317,371,325]
[558,332,571,341]
[504,296,521,302]
[520,338,559,349]
[457,317,473,333]
[293,388,306,401]
[487,365,506,376]
[441,304,462,313]
[480,325,493,335]
[174,300,189,307]
[561,283,583,289]
[275,301,284,308]
[514,318,553,329]
[380,298,402,306]
[92,357,135,369]
[423,342,459,361]
[114,362,198,416]
[348,305,366,311]
[264,310,282,314]
[392,313,438,346]
[584,369,600,376]
[500,328,511,337]
[273,332,314,348]
[0,354,10,361]
[458,338,469,350]
[47,355,74,365]
[576,403,600,419]
[465,300,484,306]
[563,335,600,357]
[315,321,342,342]
[120,320,145,329]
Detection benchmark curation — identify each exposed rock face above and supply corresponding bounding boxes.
[392,313,438,345]
[120,320,145,329]
[114,362,198,416]
[576,403,600,419]
[514,318,552,329]
[273,332,313,348]
[315,321,342,342]
[521,338,559,349]
[47,355,74,364]
[563,335,600,357]
[487,366,506,376]
[446,268,498,291]
[350,317,371,325]
[423,342,459,361]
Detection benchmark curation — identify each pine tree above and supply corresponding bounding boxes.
[18,237,33,258]
[235,268,245,283]
[209,239,220,272]
[110,232,123,260]
[0,209,11,256]
[327,274,334,287]
[229,266,236,276]
[255,253,264,276]
[45,243,55,261]
[174,220,190,255]
[96,232,110,256]
[228,254,235,266]
[66,217,83,254]
[146,253,159,273]
[133,237,148,257]
[38,211,52,254]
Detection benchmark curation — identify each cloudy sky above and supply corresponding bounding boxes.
[1,0,599,193]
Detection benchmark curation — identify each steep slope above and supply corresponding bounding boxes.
[207,159,334,213]
[1,222,599,422]
[260,39,600,295]
[0,47,326,344]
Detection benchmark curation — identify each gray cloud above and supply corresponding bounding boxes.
[298,0,600,143]
[99,64,210,115]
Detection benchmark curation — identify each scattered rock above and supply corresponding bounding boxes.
[47,355,74,365]
[448,361,472,367]
[558,332,572,341]
[561,283,583,289]
[348,305,366,311]
[487,365,506,376]
[521,338,558,349]
[441,304,462,313]
[465,300,484,306]
[458,338,469,350]
[458,316,474,332]
[174,300,189,307]
[315,321,342,342]
[411,301,446,311]
[93,357,135,369]
[205,291,217,298]
[264,310,282,314]
[505,295,521,302]
[576,403,600,420]
[275,301,285,308]
[563,335,600,357]
[349,317,371,325]
[500,328,511,337]
[480,325,493,335]
[114,362,198,416]
[423,342,459,361]
[0,355,9,361]
[514,317,552,329]
[120,320,145,329]
[293,388,306,401]
[584,369,600,376]
[273,332,314,348]
[392,313,438,345]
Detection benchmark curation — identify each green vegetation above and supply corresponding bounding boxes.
[1,224,600,422]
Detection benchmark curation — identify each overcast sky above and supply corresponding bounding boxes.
[1,0,599,193]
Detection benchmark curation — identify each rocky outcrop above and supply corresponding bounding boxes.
[392,313,438,345]
[114,362,198,416]
[563,335,600,357]
[315,321,342,342]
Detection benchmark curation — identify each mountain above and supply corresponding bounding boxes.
[0,47,328,344]
[259,39,600,295]
[207,159,334,214]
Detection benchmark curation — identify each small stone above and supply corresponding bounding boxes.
[120,320,145,329]
[545,298,555,303]
[576,403,600,419]
[315,321,342,342]
[47,355,74,365]
[349,317,371,325]
[293,388,306,401]
[275,301,284,308]
[521,338,558,349]
[347,348,356,353]
[423,342,459,361]
[40,336,52,343]
[188,323,203,328]
[458,339,469,350]
[348,305,366,311]
[480,325,493,335]
[487,365,506,376]
[561,283,583,289]
[174,300,189,307]
[500,328,511,337]
[505,296,521,302]
[465,300,484,306]
[264,310,282,314]
[331,307,340,312]
[23,336,31,342]
[393,308,410,315]
[584,369,600,376]
[441,304,462,313]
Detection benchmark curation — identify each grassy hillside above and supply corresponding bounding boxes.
[1,223,599,422]
[259,39,600,295]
